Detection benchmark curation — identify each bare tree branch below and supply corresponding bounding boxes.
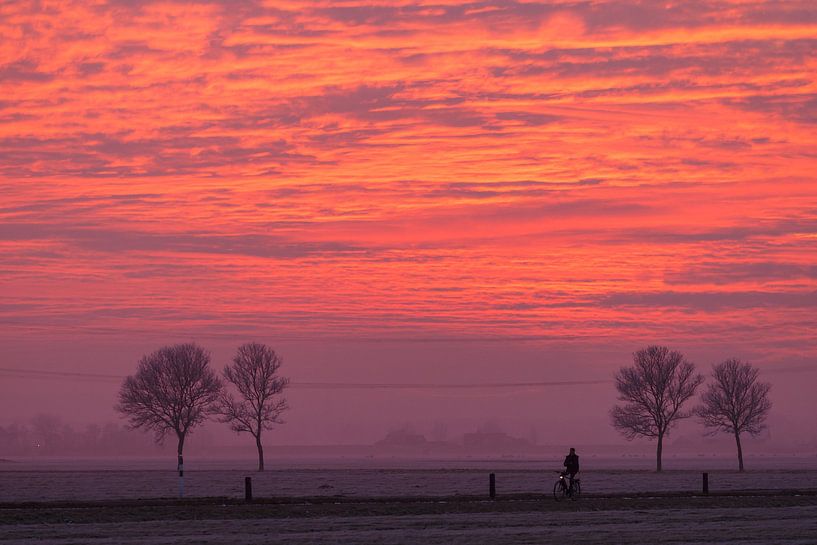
[116,343,222,459]
[610,345,703,471]
[696,358,772,471]
[216,342,289,471]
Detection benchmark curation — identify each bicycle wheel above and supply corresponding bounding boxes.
[571,481,581,501]
[553,480,568,502]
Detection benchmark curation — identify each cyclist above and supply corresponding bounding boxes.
[563,447,580,493]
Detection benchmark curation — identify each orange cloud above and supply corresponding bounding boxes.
[0,0,815,364]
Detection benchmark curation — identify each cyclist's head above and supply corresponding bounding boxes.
[569,448,575,454]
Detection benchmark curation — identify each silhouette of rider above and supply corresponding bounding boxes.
[563,447,579,488]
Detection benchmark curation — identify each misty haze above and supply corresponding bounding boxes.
[2,0,817,543]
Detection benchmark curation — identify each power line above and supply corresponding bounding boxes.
[2,363,812,389]
[0,368,121,381]
[0,367,609,389]
[293,380,610,389]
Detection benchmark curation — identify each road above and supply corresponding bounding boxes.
[2,492,816,544]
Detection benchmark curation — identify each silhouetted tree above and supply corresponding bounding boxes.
[30,413,64,455]
[696,359,772,471]
[611,345,703,471]
[116,343,222,463]
[217,342,289,471]
[0,424,30,456]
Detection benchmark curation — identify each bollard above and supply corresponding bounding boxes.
[702,472,709,495]
[489,473,496,499]
[178,455,184,498]
[245,477,253,502]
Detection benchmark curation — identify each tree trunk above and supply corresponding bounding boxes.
[656,433,664,472]
[176,430,186,498]
[256,433,265,472]
[735,430,744,472]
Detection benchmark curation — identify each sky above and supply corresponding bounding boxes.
[1,0,816,449]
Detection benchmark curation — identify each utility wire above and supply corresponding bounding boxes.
[0,367,609,389]
[3,364,809,389]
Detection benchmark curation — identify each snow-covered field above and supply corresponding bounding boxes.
[2,458,817,545]
[2,456,816,502]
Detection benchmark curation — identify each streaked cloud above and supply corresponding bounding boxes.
[0,0,815,365]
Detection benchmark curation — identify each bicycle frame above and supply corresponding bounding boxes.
[553,471,580,501]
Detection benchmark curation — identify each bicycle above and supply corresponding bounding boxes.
[553,471,581,501]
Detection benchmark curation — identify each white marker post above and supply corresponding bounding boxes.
[178,454,184,498]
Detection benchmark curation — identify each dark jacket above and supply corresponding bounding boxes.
[564,453,579,474]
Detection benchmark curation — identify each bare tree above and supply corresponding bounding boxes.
[696,359,772,472]
[217,342,289,471]
[611,345,703,472]
[116,343,222,463]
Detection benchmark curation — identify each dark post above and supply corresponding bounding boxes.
[702,472,709,494]
[245,477,253,502]
[178,455,184,498]
[489,473,496,499]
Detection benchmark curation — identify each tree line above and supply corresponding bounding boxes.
[116,342,289,472]
[115,341,771,473]
[611,345,772,472]
[0,416,156,457]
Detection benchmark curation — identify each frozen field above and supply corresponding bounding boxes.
[2,456,816,502]
[3,458,817,545]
